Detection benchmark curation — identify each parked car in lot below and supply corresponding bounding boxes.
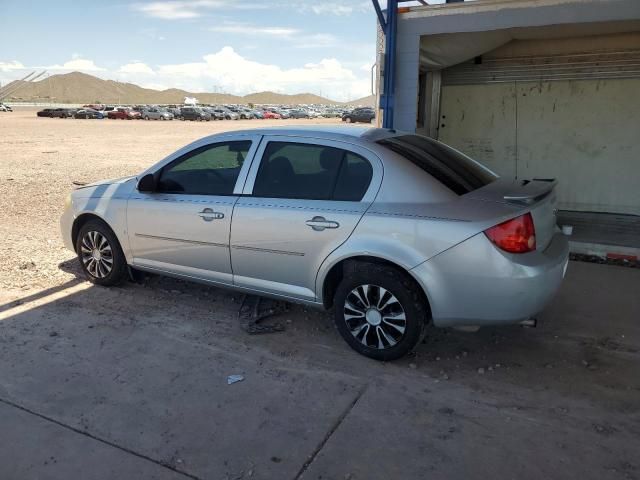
[274,108,290,119]
[165,106,182,118]
[211,107,239,120]
[238,108,256,119]
[108,108,141,120]
[37,108,56,117]
[49,108,77,118]
[322,109,344,118]
[288,109,310,119]
[0,103,12,112]
[202,107,225,120]
[342,107,375,124]
[50,108,78,118]
[141,107,174,120]
[74,109,104,119]
[101,106,116,115]
[61,126,568,360]
[262,110,281,119]
[227,106,247,119]
[180,107,211,121]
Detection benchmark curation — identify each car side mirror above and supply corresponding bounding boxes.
[137,173,156,193]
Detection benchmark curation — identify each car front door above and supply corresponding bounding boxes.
[229,136,382,302]
[126,135,260,285]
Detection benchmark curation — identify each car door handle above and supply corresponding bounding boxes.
[306,216,339,231]
[198,208,224,221]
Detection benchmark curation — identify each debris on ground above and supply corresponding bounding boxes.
[238,295,289,334]
[227,375,245,385]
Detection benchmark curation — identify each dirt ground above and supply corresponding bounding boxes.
[1,109,639,480]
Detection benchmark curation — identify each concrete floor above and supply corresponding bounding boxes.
[0,260,639,480]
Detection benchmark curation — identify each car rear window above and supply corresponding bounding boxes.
[377,135,496,195]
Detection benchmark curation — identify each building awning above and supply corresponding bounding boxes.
[420,20,640,70]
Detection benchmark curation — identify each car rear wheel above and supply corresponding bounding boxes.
[333,263,428,361]
[76,219,128,287]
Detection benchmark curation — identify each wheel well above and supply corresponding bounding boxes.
[71,213,105,252]
[321,256,429,311]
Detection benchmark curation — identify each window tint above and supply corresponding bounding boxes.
[252,142,372,201]
[157,140,251,196]
[334,153,373,201]
[377,135,496,195]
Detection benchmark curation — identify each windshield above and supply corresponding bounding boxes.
[377,135,497,195]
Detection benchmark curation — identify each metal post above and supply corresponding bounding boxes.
[381,0,397,129]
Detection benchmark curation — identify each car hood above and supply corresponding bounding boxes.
[72,175,137,198]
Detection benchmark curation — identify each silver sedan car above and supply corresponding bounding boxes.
[60,127,569,360]
[141,107,174,121]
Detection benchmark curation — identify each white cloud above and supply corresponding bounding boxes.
[134,1,203,19]
[118,62,155,74]
[0,61,26,72]
[132,0,267,20]
[209,22,299,37]
[156,46,369,100]
[312,3,355,15]
[292,1,370,16]
[47,58,106,72]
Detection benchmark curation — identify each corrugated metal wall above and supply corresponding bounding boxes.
[442,50,640,85]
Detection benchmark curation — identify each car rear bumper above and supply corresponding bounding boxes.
[412,232,569,328]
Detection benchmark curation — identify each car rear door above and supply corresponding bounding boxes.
[126,135,260,285]
[229,135,382,302]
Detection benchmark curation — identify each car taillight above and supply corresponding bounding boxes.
[484,213,536,253]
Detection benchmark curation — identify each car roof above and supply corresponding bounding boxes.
[208,126,398,146]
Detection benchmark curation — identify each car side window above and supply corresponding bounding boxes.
[333,152,373,201]
[157,140,251,196]
[252,141,372,201]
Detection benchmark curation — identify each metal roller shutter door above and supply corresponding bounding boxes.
[438,50,640,215]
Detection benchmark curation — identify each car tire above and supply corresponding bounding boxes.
[76,219,128,287]
[345,117,352,123]
[144,116,150,120]
[333,262,429,361]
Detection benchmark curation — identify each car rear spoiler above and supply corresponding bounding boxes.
[503,178,557,204]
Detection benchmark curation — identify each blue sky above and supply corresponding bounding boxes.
[0,0,392,101]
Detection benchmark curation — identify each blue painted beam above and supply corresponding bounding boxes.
[381,0,397,128]
[372,0,386,29]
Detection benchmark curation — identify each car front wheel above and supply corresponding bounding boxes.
[76,220,128,286]
[333,263,428,361]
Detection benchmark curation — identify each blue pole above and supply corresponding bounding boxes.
[381,0,397,129]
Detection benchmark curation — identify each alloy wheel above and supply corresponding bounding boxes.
[343,284,407,350]
[80,231,113,279]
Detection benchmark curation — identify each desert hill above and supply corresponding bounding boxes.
[346,94,375,107]
[2,71,359,105]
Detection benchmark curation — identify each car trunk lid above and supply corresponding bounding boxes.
[465,178,559,251]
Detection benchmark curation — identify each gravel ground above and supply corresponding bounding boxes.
[0,110,345,290]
